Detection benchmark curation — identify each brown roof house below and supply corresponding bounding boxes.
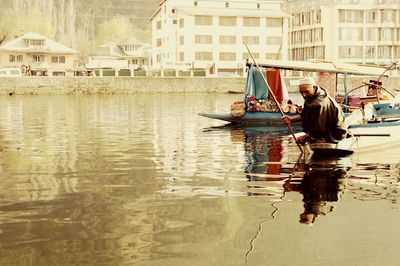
[86,37,151,75]
[0,32,77,76]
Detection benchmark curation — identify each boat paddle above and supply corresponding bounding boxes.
[244,43,304,154]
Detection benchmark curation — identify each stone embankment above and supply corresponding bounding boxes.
[0,77,246,95]
[0,76,399,95]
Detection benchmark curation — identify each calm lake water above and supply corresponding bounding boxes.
[0,94,399,266]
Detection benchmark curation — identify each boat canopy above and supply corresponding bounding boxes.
[247,59,388,77]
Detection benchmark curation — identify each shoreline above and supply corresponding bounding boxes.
[0,76,398,95]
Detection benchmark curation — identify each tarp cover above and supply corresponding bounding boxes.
[244,65,290,107]
[245,65,268,102]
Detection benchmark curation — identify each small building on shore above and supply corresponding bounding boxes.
[86,37,152,76]
[0,32,77,76]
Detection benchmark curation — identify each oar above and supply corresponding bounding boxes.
[244,43,303,153]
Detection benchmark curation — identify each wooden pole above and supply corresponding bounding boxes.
[244,43,303,153]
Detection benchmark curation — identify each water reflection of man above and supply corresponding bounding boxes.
[300,162,348,225]
[284,159,349,225]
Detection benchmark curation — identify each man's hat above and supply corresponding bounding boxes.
[299,77,316,86]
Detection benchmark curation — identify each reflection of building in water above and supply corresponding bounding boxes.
[0,96,164,202]
[151,104,245,180]
[0,97,80,201]
[0,96,165,265]
[347,162,400,203]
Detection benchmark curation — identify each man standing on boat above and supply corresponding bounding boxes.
[281,77,347,144]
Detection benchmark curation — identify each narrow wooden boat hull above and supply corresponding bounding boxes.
[309,121,400,157]
[198,112,294,124]
[310,138,357,157]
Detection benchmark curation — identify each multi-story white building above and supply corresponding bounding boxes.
[284,0,400,66]
[149,0,289,76]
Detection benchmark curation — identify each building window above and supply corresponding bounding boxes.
[339,10,363,23]
[28,39,45,46]
[341,0,359,3]
[243,36,259,45]
[194,1,198,6]
[195,35,212,44]
[266,36,282,45]
[312,10,321,24]
[380,28,393,41]
[179,52,184,61]
[257,3,260,9]
[315,46,325,59]
[51,56,65,63]
[266,18,282,27]
[301,13,310,26]
[124,45,139,51]
[219,52,236,61]
[381,10,395,23]
[293,14,300,27]
[293,31,301,43]
[225,2,229,8]
[156,38,162,47]
[195,15,212,25]
[156,20,162,30]
[219,35,236,45]
[366,28,376,41]
[266,53,282,60]
[195,52,213,61]
[179,36,184,45]
[17,55,23,62]
[339,27,363,41]
[378,46,391,58]
[219,16,237,26]
[339,46,363,59]
[313,28,323,42]
[173,19,177,25]
[172,8,176,14]
[366,11,376,23]
[243,17,260,27]
[243,52,259,60]
[179,18,184,28]
[365,46,375,59]
[33,54,44,62]
[9,55,15,62]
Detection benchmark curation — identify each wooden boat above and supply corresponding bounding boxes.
[199,59,387,125]
[308,119,400,157]
[198,111,296,124]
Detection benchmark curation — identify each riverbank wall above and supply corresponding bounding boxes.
[0,76,399,95]
[0,77,246,95]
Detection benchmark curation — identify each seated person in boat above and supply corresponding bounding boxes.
[282,77,347,144]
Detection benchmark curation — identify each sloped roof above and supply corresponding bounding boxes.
[93,40,151,58]
[0,32,77,54]
[149,6,289,21]
[94,42,125,57]
[178,7,290,18]
[118,37,144,46]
